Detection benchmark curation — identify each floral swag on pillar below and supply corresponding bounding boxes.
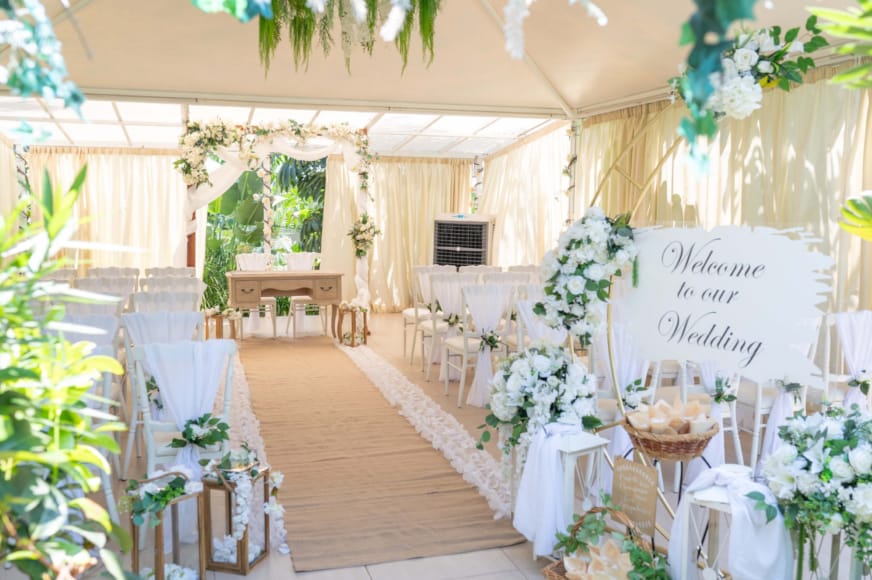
[175,119,375,305]
[347,212,381,309]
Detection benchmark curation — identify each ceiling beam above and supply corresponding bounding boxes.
[476,0,575,118]
[15,87,566,119]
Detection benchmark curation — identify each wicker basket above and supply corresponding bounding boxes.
[542,506,649,580]
[623,417,719,462]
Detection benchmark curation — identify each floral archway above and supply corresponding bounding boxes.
[176,120,375,307]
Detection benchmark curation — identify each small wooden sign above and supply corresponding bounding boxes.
[611,456,658,538]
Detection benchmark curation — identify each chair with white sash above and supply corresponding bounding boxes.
[44,267,77,284]
[458,264,501,281]
[131,291,199,313]
[408,265,456,365]
[53,314,122,522]
[129,339,235,544]
[75,276,138,312]
[739,316,821,472]
[140,276,206,295]
[284,252,328,337]
[424,272,478,382]
[144,266,195,278]
[444,283,515,407]
[129,339,234,480]
[823,311,871,413]
[120,311,205,480]
[508,264,542,284]
[63,285,124,316]
[235,253,277,339]
[87,267,139,282]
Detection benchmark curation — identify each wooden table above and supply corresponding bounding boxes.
[226,271,343,338]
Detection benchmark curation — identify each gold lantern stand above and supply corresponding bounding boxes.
[202,464,270,575]
[130,472,207,580]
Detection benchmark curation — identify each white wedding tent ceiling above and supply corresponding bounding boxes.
[0,0,854,156]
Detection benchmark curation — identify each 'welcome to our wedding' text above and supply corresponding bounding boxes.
[656,238,764,368]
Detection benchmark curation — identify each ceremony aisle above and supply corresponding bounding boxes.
[239,336,523,572]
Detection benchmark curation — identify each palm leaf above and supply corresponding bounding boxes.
[839,193,872,241]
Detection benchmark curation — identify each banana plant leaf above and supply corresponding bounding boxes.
[840,193,872,242]
[220,171,263,215]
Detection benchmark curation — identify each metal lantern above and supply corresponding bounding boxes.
[130,472,206,580]
[203,465,270,574]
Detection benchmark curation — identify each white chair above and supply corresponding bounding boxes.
[235,253,276,339]
[823,311,872,412]
[75,276,138,312]
[140,276,205,295]
[53,314,122,522]
[284,252,327,337]
[458,265,501,280]
[739,316,821,472]
[129,338,233,479]
[87,267,139,282]
[511,297,568,351]
[426,272,478,382]
[120,311,205,480]
[63,284,124,316]
[44,267,77,284]
[444,283,514,407]
[131,291,199,313]
[482,271,529,286]
[405,265,456,362]
[683,361,743,466]
[144,266,195,278]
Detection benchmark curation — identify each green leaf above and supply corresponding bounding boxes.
[784,27,799,43]
[679,21,695,45]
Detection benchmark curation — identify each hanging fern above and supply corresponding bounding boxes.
[256,0,442,72]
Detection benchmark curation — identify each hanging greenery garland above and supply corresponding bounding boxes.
[257,0,442,72]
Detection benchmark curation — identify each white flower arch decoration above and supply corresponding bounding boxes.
[177,119,375,307]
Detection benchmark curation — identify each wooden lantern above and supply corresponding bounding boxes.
[336,305,368,347]
[130,473,206,580]
[202,465,270,574]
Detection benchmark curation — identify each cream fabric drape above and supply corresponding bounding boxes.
[321,155,359,303]
[321,156,472,311]
[574,70,872,315]
[0,136,18,221]
[479,127,569,268]
[27,147,188,270]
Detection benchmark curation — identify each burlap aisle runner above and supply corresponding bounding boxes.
[240,337,522,572]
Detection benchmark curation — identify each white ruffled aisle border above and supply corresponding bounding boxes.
[228,354,290,555]
[336,344,512,518]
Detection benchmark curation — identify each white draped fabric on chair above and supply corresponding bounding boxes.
[514,299,568,345]
[431,273,477,381]
[140,339,236,479]
[833,311,872,413]
[464,284,514,408]
[593,323,649,496]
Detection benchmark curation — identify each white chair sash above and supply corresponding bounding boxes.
[513,423,582,557]
[122,312,203,345]
[593,323,648,496]
[142,277,206,295]
[57,314,119,348]
[669,465,792,580]
[515,299,567,344]
[834,311,872,413]
[141,339,235,479]
[132,291,199,312]
[432,273,477,376]
[759,386,794,473]
[284,252,318,270]
[464,284,513,407]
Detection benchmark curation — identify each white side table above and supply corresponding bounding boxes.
[557,431,609,523]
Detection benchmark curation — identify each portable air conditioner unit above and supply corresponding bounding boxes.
[433,214,495,267]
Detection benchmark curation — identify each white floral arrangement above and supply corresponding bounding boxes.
[535,207,637,347]
[347,213,381,258]
[176,119,372,193]
[672,22,826,122]
[849,369,871,398]
[123,466,203,529]
[477,342,599,475]
[142,563,198,580]
[762,407,872,573]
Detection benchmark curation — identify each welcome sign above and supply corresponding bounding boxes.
[615,227,832,386]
